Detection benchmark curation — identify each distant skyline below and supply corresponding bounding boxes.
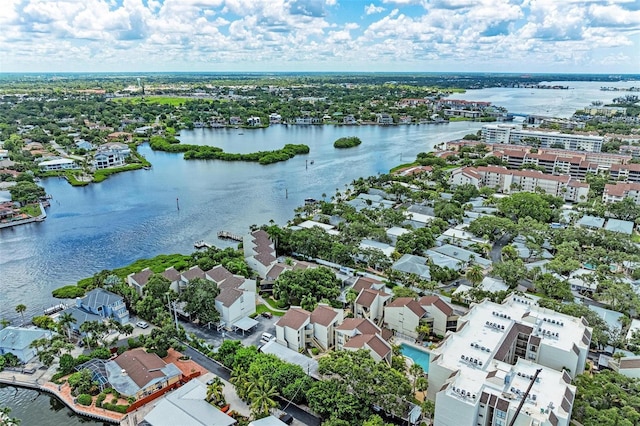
[1,0,639,74]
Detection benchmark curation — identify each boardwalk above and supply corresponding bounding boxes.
[217,231,243,242]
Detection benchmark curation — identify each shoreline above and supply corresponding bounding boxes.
[0,376,121,424]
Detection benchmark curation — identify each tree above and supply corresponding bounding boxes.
[465,264,484,286]
[273,267,340,307]
[248,378,278,419]
[0,406,21,426]
[433,200,464,224]
[395,228,435,255]
[452,183,480,204]
[492,259,527,288]
[608,197,640,221]
[534,273,573,301]
[467,216,515,241]
[15,304,26,326]
[497,192,556,223]
[501,245,519,261]
[8,181,45,205]
[415,323,430,343]
[180,278,220,326]
[206,377,226,407]
[58,312,77,342]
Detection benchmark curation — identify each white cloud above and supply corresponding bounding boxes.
[0,0,637,72]
[365,3,385,15]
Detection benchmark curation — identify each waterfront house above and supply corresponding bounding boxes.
[76,288,130,324]
[143,379,237,426]
[162,267,181,293]
[243,230,277,279]
[0,326,53,363]
[229,116,242,126]
[38,158,78,171]
[247,116,261,126]
[269,113,282,124]
[214,273,257,330]
[343,114,357,125]
[99,349,181,399]
[376,113,394,125]
[94,142,130,169]
[383,297,427,340]
[127,267,153,296]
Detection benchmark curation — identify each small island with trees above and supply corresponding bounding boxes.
[333,136,362,149]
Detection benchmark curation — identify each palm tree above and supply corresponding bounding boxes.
[466,265,484,287]
[409,363,424,394]
[248,378,278,419]
[230,370,250,401]
[15,304,26,326]
[206,377,226,407]
[58,312,76,342]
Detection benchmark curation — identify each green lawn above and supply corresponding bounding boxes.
[256,301,285,316]
[632,232,640,243]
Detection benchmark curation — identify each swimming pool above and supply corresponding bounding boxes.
[400,343,431,372]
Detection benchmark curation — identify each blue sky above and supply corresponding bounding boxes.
[1,0,639,73]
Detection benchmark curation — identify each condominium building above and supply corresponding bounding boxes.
[450,166,590,202]
[602,182,640,204]
[609,163,640,183]
[429,294,591,426]
[481,124,603,152]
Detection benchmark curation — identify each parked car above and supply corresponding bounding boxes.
[136,321,149,329]
[261,311,273,319]
[278,413,293,425]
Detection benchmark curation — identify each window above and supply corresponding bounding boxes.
[496,410,506,419]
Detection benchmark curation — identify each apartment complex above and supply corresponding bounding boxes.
[602,182,640,204]
[450,166,590,202]
[429,295,591,426]
[481,124,603,152]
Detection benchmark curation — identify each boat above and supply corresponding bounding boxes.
[304,198,317,205]
[310,160,314,165]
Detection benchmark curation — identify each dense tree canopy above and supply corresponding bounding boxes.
[273,267,340,307]
[180,277,220,326]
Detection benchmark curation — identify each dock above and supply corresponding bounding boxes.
[217,231,243,242]
[194,240,212,249]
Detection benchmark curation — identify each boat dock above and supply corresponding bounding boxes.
[194,240,212,249]
[217,231,243,242]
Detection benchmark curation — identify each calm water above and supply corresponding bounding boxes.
[0,385,105,426]
[0,122,481,322]
[445,80,640,118]
[400,343,431,372]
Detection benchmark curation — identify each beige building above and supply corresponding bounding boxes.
[383,297,426,340]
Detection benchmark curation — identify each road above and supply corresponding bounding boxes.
[182,345,322,426]
[489,233,511,264]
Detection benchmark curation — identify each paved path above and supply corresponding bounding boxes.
[258,295,287,312]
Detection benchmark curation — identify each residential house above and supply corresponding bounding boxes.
[377,113,394,125]
[431,244,492,271]
[335,318,392,364]
[243,230,276,278]
[38,158,78,171]
[143,379,237,426]
[0,326,53,363]
[386,226,411,245]
[309,304,344,351]
[162,267,182,293]
[604,219,635,235]
[275,307,311,351]
[179,266,206,290]
[383,298,426,339]
[419,296,458,337]
[100,349,182,399]
[214,272,257,329]
[76,288,129,324]
[127,267,154,296]
[355,287,391,324]
[94,142,131,169]
[229,117,242,126]
[268,113,282,124]
[392,254,431,281]
[247,116,261,126]
[343,114,357,125]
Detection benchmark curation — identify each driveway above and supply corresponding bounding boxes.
[490,233,511,264]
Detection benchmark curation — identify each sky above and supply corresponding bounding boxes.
[0,0,639,74]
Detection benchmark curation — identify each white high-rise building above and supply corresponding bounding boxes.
[429,294,591,426]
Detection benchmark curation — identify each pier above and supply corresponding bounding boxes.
[217,231,243,242]
[194,240,212,249]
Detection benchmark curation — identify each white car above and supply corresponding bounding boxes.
[136,321,149,329]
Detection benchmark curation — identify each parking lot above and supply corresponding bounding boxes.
[179,313,280,350]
